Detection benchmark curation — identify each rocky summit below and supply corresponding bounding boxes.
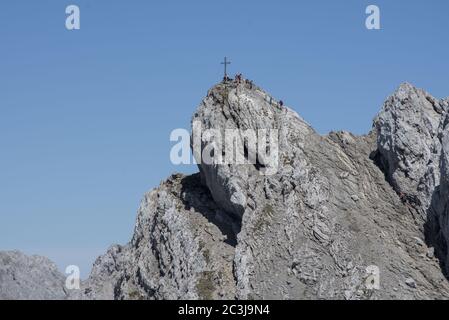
[2,80,449,300]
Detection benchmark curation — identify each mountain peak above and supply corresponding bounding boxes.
[4,81,449,300]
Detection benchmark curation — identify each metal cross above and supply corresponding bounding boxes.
[221,57,231,80]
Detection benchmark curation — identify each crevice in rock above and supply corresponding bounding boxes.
[180,174,242,247]
[370,149,395,190]
[371,148,422,209]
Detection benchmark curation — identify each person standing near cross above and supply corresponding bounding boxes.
[221,57,231,82]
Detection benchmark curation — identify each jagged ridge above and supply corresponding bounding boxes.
[2,80,449,300]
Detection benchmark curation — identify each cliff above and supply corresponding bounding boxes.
[3,80,449,300]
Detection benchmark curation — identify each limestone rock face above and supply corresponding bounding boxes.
[373,84,449,275]
[373,83,447,220]
[191,81,449,299]
[0,251,67,300]
[427,114,449,275]
[71,173,239,300]
[3,81,449,300]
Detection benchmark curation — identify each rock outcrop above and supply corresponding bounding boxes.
[189,81,449,299]
[0,251,67,300]
[373,83,447,220]
[3,80,449,300]
[373,83,449,275]
[70,173,239,300]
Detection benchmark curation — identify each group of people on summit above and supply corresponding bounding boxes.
[223,73,284,108]
[222,73,253,88]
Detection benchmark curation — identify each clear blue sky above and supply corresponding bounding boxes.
[1,0,448,278]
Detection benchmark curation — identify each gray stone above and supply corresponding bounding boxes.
[427,247,435,259]
[4,80,449,300]
[70,173,239,300]
[405,278,417,289]
[373,83,449,276]
[0,251,67,300]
